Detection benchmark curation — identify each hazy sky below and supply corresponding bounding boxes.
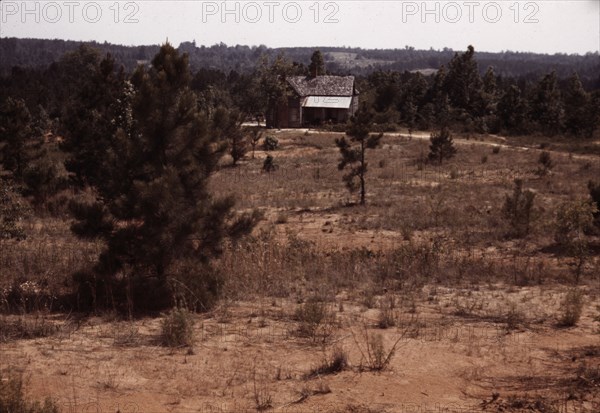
[1,1,598,54]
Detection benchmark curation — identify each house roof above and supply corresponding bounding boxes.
[287,76,356,97]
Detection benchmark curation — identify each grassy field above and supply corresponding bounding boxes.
[1,129,599,412]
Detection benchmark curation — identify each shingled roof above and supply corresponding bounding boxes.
[287,76,356,97]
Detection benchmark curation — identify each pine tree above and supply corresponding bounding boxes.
[498,84,528,134]
[428,127,457,165]
[563,73,591,137]
[528,71,564,135]
[258,54,295,128]
[212,107,247,166]
[0,97,68,205]
[308,50,325,77]
[71,44,259,313]
[502,179,535,238]
[335,104,382,205]
[60,52,127,187]
[443,45,484,118]
[0,97,33,179]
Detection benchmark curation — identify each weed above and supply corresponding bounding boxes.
[352,324,406,371]
[377,295,397,329]
[252,368,273,411]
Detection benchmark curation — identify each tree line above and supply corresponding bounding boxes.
[2,37,599,87]
[366,46,600,138]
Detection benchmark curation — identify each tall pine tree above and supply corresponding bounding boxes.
[335,104,382,205]
[71,44,259,313]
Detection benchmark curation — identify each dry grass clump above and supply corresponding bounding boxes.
[557,289,585,327]
[0,315,59,343]
[351,324,408,372]
[294,299,337,343]
[377,295,398,329]
[0,372,60,413]
[305,346,349,378]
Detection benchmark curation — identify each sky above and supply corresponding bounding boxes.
[1,0,599,54]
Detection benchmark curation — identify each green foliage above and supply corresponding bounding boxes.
[160,308,195,347]
[263,136,279,151]
[536,151,554,176]
[0,98,67,206]
[59,50,128,188]
[442,45,484,119]
[428,127,457,165]
[554,200,596,247]
[0,98,33,179]
[497,84,529,134]
[308,50,325,76]
[528,71,564,135]
[212,107,247,166]
[262,155,278,173]
[553,200,596,282]
[0,178,28,240]
[69,44,259,314]
[257,54,301,128]
[336,104,382,205]
[563,73,594,138]
[502,179,535,238]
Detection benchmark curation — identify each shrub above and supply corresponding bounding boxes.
[428,127,457,165]
[558,289,584,327]
[492,145,501,154]
[0,179,29,240]
[502,179,535,238]
[536,151,553,176]
[263,136,279,151]
[554,200,596,247]
[160,308,195,347]
[262,155,278,173]
[554,200,596,282]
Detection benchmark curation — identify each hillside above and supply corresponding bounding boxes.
[1,37,599,86]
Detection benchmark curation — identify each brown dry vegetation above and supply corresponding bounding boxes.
[1,129,600,412]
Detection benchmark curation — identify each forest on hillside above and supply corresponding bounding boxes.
[1,37,599,87]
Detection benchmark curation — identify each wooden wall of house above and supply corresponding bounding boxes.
[287,97,302,128]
